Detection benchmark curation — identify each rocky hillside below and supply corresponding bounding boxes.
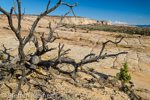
[52,16,112,25]
[1,15,111,25]
[0,15,150,99]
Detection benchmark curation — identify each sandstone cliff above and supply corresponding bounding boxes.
[18,15,111,25]
[51,16,112,25]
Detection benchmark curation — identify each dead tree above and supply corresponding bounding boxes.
[0,0,127,99]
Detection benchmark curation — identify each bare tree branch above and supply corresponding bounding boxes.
[24,78,31,92]
[24,0,62,45]
[99,37,124,58]
[24,0,77,45]
[0,5,24,58]
[0,7,23,41]
[45,8,72,43]
[0,73,12,86]
[16,0,22,34]
[13,0,18,18]
[71,7,76,17]
[10,7,14,15]
[61,2,78,7]
[13,68,31,100]
[41,33,46,51]
[13,68,25,100]
[32,35,40,51]
[83,53,96,60]
[101,52,128,59]
[46,0,51,11]
[48,22,52,33]
[21,7,25,19]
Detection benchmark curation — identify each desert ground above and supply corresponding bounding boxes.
[0,15,150,100]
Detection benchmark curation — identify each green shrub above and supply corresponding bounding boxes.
[75,28,77,32]
[65,24,150,36]
[72,26,75,28]
[38,26,42,28]
[0,53,3,59]
[117,34,124,38]
[116,60,131,83]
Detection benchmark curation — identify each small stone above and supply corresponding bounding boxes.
[116,80,122,87]
[145,89,148,92]
[108,76,114,81]
[31,56,40,64]
[30,64,37,69]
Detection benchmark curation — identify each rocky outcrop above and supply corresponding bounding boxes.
[53,17,97,25]
[0,14,112,25]
[52,17,112,25]
[3,15,111,25]
[1,28,150,73]
[97,20,112,25]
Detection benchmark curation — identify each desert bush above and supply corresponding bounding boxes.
[74,28,77,32]
[116,60,131,83]
[67,24,150,36]
[72,25,75,28]
[0,53,3,59]
[116,34,124,38]
[38,26,42,28]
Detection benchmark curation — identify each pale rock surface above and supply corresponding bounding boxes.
[0,15,150,99]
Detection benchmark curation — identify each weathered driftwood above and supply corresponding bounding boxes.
[0,0,127,100]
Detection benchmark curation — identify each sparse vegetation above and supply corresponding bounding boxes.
[115,34,133,38]
[66,24,150,36]
[75,28,77,32]
[116,60,131,83]
[116,34,124,38]
[0,53,3,59]
[38,26,42,28]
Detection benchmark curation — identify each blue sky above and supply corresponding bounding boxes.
[0,0,150,25]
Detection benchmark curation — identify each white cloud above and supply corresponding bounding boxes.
[110,21,128,25]
[109,20,138,25]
